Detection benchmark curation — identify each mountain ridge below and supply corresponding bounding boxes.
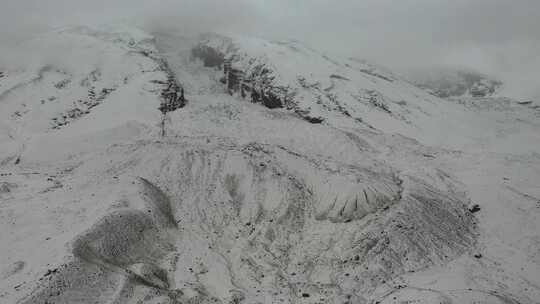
[0,25,539,304]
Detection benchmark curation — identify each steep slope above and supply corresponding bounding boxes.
[0,27,539,304]
[0,24,186,166]
[190,33,494,149]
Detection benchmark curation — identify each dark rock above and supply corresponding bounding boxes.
[413,69,502,98]
[468,204,481,213]
[330,74,350,81]
[191,45,225,67]
[359,69,394,82]
[302,115,324,124]
[261,92,283,109]
[43,268,58,277]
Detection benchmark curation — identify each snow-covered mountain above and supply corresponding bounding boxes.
[1,26,539,304]
[190,33,474,146]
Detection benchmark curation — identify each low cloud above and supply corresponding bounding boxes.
[2,0,539,99]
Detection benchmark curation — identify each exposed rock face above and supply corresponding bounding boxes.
[192,35,297,111]
[192,44,226,68]
[190,33,484,144]
[407,68,503,98]
[158,75,186,114]
[469,79,500,97]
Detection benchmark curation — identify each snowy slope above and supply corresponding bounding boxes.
[190,33,506,149]
[0,25,183,167]
[0,27,539,304]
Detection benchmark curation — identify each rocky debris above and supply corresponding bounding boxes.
[80,70,101,87]
[43,268,58,277]
[40,96,57,105]
[51,87,115,129]
[191,44,226,68]
[158,75,185,114]
[352,89,392,113]
[294,107,325,124]
[156,70,185,137]
[329,74,351,81]
[359,68,394,82]
[297,76,321,90]
[468,204,481,213]
[40,176,63,193]
[192,43,296,111]
[325,92,352,116]
[11,109,28,119]
[54,78,71,90]
[470,79,500,97]
[224,59,294,109]
[366,90,392,113]
[301,114,324,124]
[297,76,353,118]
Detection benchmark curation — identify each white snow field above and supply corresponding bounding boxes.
[0,25,539,304]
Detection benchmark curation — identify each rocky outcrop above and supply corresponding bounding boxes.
[139,47,186,115]
[52,85,116,129]
[192,44,226,68]
[192,37,296,111]
[409,68,502,98]
[189,34,432,131]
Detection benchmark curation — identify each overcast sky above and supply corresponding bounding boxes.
[1,0,539,98]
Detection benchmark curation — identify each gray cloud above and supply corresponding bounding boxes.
[1,0,539,99]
